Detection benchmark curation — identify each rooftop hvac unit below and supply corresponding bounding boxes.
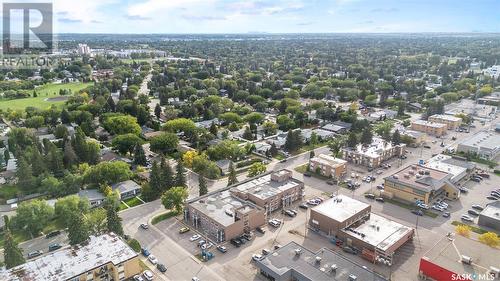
[416,174,422,178]
[424,170,430,175]
[349,274,357,281]
[411,165,417,170]
[315,256,322,263]
[393,175,399,179]
[461,255,473,265]
[404,173,410,179]
[489,266,500,278]
[295,249,302,255]
[409,170,415,175]
[331,264,337,272]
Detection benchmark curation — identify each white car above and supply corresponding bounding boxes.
[190,234,201,241]
[252,254,263,261]
[143,270,154,281]
[461,215,474,222]
[148,255,158,265]
[133,275,145,281]
[432,205,444,212]
[192,277,201,281]
[418,203,430,210]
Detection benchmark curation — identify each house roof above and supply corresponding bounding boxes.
[111,180,141,194]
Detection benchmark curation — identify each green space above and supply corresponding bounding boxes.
[123,196,143,208]
[451,221,499,236]
[0,218,64,248]
[384,197,439,218]
[296,143,327,155]
[0,82,92,111]
[151,210,179,225]
[0,184,19,204]
[119,202,129,211]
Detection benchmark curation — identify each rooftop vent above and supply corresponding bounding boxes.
[416,174,422,179]
[315,256,322,263]
[461,255,473,265]
[349,274,358,281]
[295,249,302,255]
[331,264,337,272]
[404,173,410,179]
[393,175,399,179]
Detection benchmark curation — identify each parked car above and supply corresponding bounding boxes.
[268,219,281,227]
[432,205,444,212]
[252,254,263,261]
[375,197,384,203]
[157,263,167,273]
[470,178,481,183]
[411,210,424,216]
[491,191,500,197]
[27,250,43,259]
[459,187,469,193]
[190,234,201,241]
[197,240,206,247]
[273,244,282,250]
[423,145,431,149]
[48,243,62,252]
[376,185,384,190]
[417,203,430,210]
[304,173,312,177]
[133,275,145,281]
[342,246,356,254]
[230,238,242,247]
[141,248,150,257]
[140,223,149,230]
[468,209,479,216]
[148,255,158,265]
[179,227,190,234]
[217,245,227,253]
[461,215,474,222]
[192,277,201,281]
[279,159,287,163]
[299,203,309,209]
[364,193,375,199]
[284,210,296,217]
[487,196,499,200]
[143,270,154,281]
[442,212,450,218]
[471,205,484,211]
[256,226,266,234]
[45,230,61,239]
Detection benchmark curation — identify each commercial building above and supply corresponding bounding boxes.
[424,154,476,184]
[185,170,303,242]
[383,165,460,204]
[400,130,426,147]
[419,234,500,281]
[230,170,304,213]
[309,195,414,263]
[457,131,500,160]
[0,233,141,281]
[255,241,388,281]
[309,154,347,179]
[428,114,462,130]
[410,120,447,136]
[342,137,406,168]
[478,201,500,232]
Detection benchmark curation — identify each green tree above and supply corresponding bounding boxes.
[149,161,163,197]
[16,157,34,191]
[161,186,188,213]
[360,128,373,145]
[55,195,90,228]
[83,161,132,187]
[3,216,25,269]
[86,208,107,235]
[154,103,161,118]
[347,132,358,148]
[175,160,186,187]
[67,212,90,246]
[161,158,174,190]
[227,162,238,186]
[198,174,208,196]
[209,122,218,136]
[112,133,143,155]
[104,196,124,236]
[30,147,45,177]
[392,129,401,145]
[248,162,267,177]
[284,130,303,153]
[242,126,253,140]
[13,200,54,236]
[46,144,64,177]
[63,140,78,168]
[150,133,179,155]
[133,144,147,166]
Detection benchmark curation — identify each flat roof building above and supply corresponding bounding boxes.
[419,234,500,281]
[384,165,459,204]
[0,233,141,281]
[309,154,347,179]
[342,137,406,168]
[457,131,500,160]
[428,114,462,130]
[411,120,447,136]
[478,201,500,232]
[255,241,388,281]
[424,154,476,184]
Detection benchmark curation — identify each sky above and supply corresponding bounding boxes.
[4,0,500,34]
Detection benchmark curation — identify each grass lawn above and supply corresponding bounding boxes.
[450,221,499,236]
[0,184,19,204]
[121,58,154,64]
[0,218,64,248]
[296,143,327,155]
[123,197,143,208]
[119,202,129,211]
[0,82,92,111]
[152,210,179,225]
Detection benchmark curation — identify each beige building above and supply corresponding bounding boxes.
[0,233,141,281]
[342,137,406,168]
[185,170,303,242]
[401,130,426,147]
[309,154,347,179]
[411,120,447,136]
[309,195,414,263]
[428,114,462,130]
[383,165,460,204]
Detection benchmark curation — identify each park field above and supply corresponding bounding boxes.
[0,82,92,111]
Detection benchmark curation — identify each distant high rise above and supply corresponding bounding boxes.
[77,43,91,55]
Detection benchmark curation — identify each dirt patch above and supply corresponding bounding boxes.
[45,96,69,102]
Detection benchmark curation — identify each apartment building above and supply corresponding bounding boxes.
[309,154,347,179]
[0,233,141,281]
[428,114,462,130]
[410,120,447,136]
[383,165,460,204]
[342,137,406,168]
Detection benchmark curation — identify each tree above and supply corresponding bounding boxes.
[149,161,163,197]
[347,132,358,148]
[103,115,141,135]
[269,143,278,157]
[248,162,267,177]
[161,186,188,213]
[63,140,78,168]
[133,144,147,166]
[161,158,174,190]
[478,232,500,247]
[67,212,90,246]
[397,102,406,117]
[262,121,278,136]
[309,150,315,159]
[175,160,187,187]
[209,122,218,136]
[112,133,143,155]
[154,103,162,118]
[24,116,44,129]
[16,157,34,191]
[227,162,238,186]
[242,126,253,140]
[150,133,179,155]
[86,207,108,235]
[3,216,25,269]
[284,130,303,153]
[83,161,132,187]
[104,196,124,236]
[60,109,71,124]
[374,121,392,142]
[455,224,471,238]
[198,174,208,196]
[55,195,90,228]
[46,144,64,177]
[392,129,401,145]
[329,137,345,158]
[12,200,54,236]
[30,147,45,176]
[360,127,373,145]
[182,150,198,168]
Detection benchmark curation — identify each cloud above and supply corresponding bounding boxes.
[54,0,117,24]
[125,15,152,21]
[370,7,399,13]
[181,14,226,21]
[58,18,82,23]
[126,0,214,19]
[224,0,304,16]
[297,21,314,26]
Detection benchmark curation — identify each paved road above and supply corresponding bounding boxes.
[0,231,68,263]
